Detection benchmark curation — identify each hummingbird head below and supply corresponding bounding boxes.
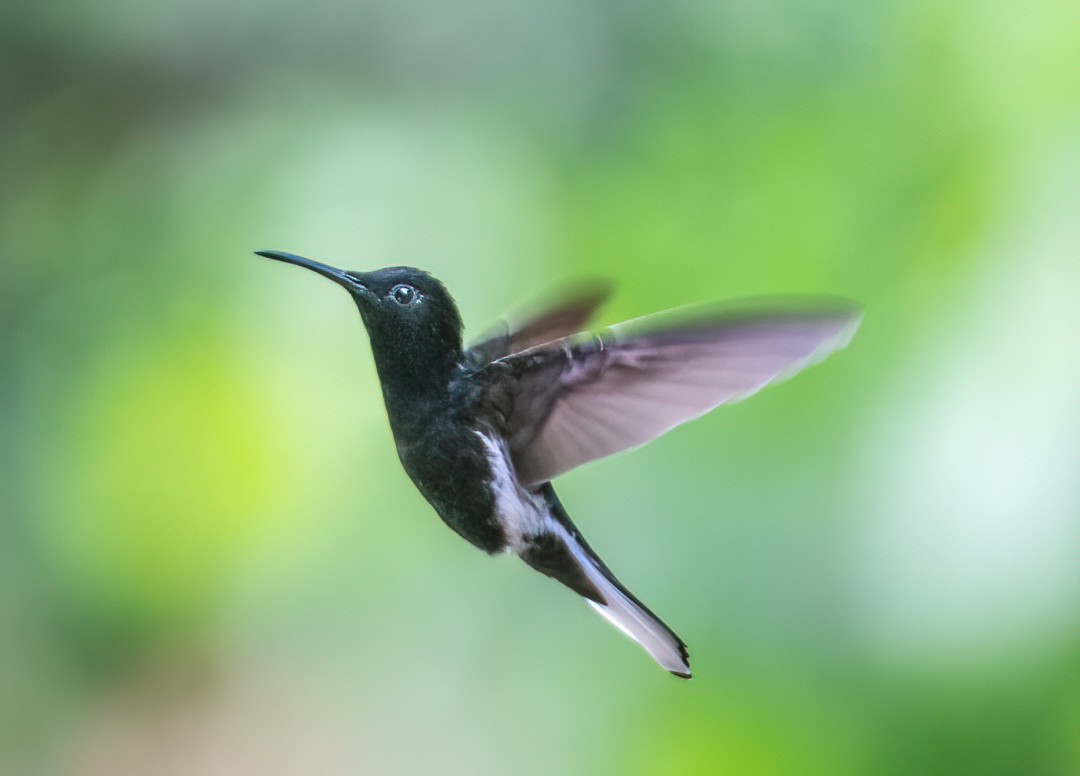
[257,251,465,388]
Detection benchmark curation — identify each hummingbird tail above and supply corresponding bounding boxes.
[530,489,691,678]
[570,531,691,678]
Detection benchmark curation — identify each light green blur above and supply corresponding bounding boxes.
[2,0,1078,773]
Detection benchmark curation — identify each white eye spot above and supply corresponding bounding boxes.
[390,284,417,305]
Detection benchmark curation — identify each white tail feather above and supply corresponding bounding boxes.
[553,524,691,677]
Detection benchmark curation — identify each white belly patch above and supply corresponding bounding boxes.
[474,431,551,553]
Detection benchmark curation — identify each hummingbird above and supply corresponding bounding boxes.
[257,250,861,678]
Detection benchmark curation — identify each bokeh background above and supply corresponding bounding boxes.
[3,0,1079,773]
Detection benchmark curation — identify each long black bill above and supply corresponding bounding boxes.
[256,250,367,294]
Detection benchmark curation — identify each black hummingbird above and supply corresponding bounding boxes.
[257,250,861,678]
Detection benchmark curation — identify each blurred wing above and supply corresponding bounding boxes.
[489,301,861,487]
[466,280,613,364]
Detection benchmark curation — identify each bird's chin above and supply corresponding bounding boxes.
[351,294,375,321]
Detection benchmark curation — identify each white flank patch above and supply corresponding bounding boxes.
[474,431,549,552]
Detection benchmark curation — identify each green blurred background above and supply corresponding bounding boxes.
[3,0,1079,773]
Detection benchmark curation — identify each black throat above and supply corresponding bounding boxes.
[354,296,466,438]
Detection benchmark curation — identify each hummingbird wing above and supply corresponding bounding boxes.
[486,299,861,487]
[466,280,613,363]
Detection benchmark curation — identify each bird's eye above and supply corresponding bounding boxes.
[390,284,417,305]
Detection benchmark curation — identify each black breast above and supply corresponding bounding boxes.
[391,386,508,554]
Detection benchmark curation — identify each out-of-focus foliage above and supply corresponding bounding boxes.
[2,0,1078,773]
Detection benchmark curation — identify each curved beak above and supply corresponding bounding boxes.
[256,250,368,296]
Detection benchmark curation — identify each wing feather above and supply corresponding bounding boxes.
[466,280,613,363]
[487,300,861,486]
